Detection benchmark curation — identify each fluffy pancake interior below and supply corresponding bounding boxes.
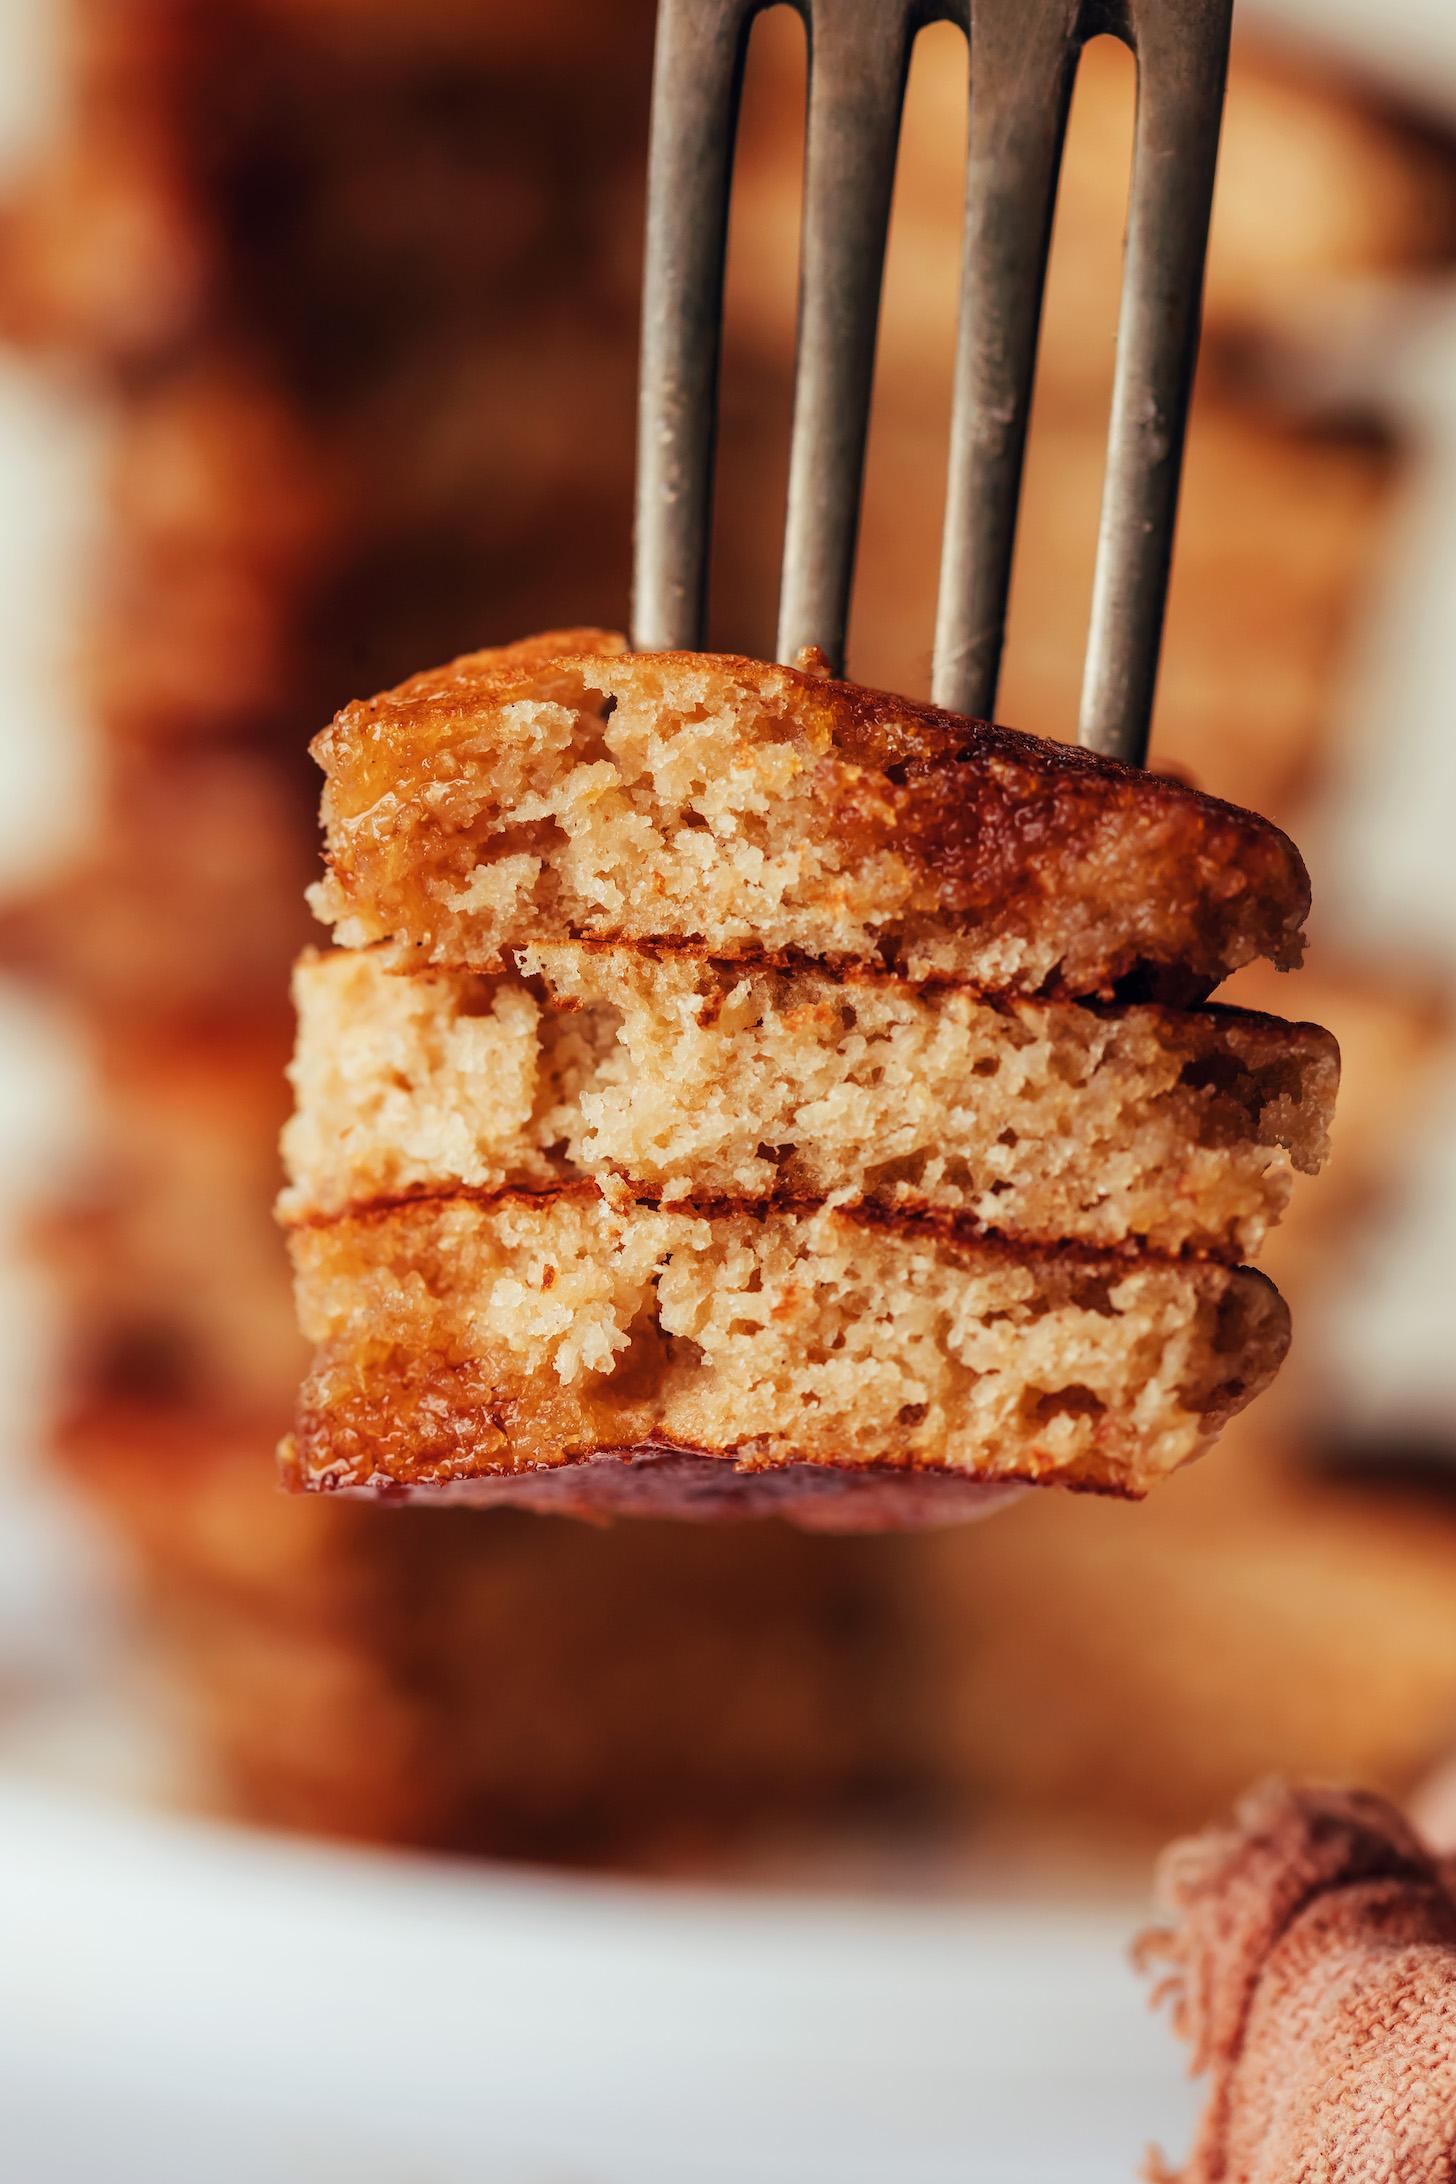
[282,945,1336,1258]
[286,1192,1289,1498]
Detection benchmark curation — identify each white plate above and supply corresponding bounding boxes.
[0,1779,1195,2184]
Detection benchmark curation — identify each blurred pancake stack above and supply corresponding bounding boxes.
[1,0,1455,1867]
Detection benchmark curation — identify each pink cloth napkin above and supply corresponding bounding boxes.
[1137,1782,1456,2181]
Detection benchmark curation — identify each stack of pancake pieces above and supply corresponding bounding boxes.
[281,630,1338,1525]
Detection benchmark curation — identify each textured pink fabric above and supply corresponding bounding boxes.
[1137,1784,1456,2182]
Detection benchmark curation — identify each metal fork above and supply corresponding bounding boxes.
[631,0,1232,767]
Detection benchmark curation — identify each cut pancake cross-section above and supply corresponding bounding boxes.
[283,945,1336,1261]
[308,633,1310,998]
[281,630,1335,1524]
[285,1190,1290,1511]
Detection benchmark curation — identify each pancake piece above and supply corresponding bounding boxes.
[283,945,1338,1259]
[283,1190,1288,1514]
[308,632,1310,997]
[287,631,1320,1516]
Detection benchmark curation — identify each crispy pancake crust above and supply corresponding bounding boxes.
[310,632,1311,998]
[279,1436,1028,1529]
[284,1187,1290,1510]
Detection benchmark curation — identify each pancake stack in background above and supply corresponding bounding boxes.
[0,0,1453,1865]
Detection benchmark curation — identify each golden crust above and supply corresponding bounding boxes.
[310,632,1310,999]
[284,1187,1289,1508]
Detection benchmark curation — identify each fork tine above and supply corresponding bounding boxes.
[931,0,1082,721]
[1078,0,1232,764]
[776,0,917,674]
[633,0,759,653]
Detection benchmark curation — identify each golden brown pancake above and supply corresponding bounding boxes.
[283,1187,1289,1514]
[309,633,1311,998]
[284,943,1337,1259]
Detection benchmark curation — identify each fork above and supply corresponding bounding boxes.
[631,0,1232,767]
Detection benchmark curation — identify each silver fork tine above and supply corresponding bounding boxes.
[634,0,1231,770]
[1078,0,1232,763]
[633,0,758,654]
[776,0,917,674]
[932,0,1082,723]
